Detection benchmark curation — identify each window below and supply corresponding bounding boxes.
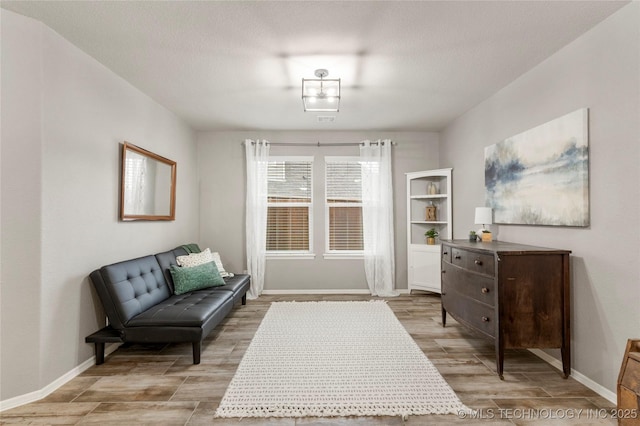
[267,157,313,254]
[325,157,363,254]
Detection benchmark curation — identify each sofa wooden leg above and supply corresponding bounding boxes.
[192,341,201,364]
[95,342,105,365]
[241,294,247,305]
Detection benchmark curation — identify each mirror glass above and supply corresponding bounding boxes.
[120,142,176,221]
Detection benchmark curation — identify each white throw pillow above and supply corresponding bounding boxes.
[177,248,234,278]
[211,251,233,278]
[176,248,213,268]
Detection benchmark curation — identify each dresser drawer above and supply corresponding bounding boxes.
[621,356,640,391]
[442,263,495,306]
[451,248,495,276]
[441,245,452,263]
[442,293,495,338]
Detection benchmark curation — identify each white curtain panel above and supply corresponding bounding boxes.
[244,139,270,299]
[360,140,398,297]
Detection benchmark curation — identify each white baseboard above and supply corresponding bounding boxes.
[0,342,121,412]
[262,289,410,295]
[528,349,616,404]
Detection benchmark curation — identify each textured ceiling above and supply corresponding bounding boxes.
[1,1,628,131]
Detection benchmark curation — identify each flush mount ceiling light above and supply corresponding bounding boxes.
[302,69,341,112]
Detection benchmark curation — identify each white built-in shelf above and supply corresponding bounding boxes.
[406,168,453,295]
[411,220,448,225]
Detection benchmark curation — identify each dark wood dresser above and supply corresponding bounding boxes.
[440,240,571,379]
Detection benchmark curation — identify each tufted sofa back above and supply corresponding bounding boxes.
[155,247,189,293]
[90,255,171,329]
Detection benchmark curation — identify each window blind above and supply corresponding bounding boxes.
[266,206,310,251]
[267,159,312,252]
[326,159,363,251]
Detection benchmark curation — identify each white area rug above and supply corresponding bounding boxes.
[215,301,470,418]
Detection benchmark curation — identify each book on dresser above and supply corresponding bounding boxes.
[440,239,571,379]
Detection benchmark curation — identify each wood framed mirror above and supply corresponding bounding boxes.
[120,142,176,221]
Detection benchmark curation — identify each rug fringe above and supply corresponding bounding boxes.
[215,404,471,418]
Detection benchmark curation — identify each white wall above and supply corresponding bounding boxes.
[440,3,640,394]
[0,10,199,402]
[0,9,44,399]
[197,131,440,292]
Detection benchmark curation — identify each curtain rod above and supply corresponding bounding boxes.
[249,141,397,147]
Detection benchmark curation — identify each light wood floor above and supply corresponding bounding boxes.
[1,294,616,425]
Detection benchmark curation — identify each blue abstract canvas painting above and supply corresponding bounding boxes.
[485,109,589,226]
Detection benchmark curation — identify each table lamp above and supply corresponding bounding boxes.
[475,207,493,241]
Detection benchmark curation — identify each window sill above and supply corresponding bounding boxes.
[267,253,316,260]
[323,253,364,260]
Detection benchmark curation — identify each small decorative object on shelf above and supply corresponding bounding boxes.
[481,230,492,242]
[425,228,439,245]
[425,204,437,221]
[469,231,477,242]
[427,182,438,195]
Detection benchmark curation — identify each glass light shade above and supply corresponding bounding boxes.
[302,78,341,112]
[474,207,493,225]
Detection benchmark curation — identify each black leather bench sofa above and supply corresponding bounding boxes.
[86,245,250,365]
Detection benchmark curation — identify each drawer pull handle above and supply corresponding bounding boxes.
[441,270,446,274]
[443,251,449,255]
[475,259,483,265]
[481,287,489,294]
[454,255,461,259]
[482,316,490,322]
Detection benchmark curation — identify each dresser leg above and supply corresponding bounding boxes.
[561,252,571,379]
[441,306,447,327]
[561,344,571,379]
[496,344,505,380]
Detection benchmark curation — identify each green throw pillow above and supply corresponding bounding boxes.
[170,261,225,295]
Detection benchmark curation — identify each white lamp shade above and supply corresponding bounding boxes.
[474,207,493,225]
